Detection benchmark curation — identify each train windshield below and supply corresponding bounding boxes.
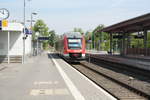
[68,38,82,49]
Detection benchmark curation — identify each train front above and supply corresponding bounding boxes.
[63,32,86,62]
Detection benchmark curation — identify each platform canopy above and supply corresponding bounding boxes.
[101,13,150,33]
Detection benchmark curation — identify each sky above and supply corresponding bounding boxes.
[1,0,150,34]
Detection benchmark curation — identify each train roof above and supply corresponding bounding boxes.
[64,32,82,38]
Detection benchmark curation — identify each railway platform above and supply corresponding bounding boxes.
[0,51,116,100]
[125,55,150,61]
[87,52,150,71]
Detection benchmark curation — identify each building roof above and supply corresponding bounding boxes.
[101,13,150,33]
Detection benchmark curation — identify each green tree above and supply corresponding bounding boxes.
[49,30,56,47]
[33,19,49,37]
[85,31,92,41]
[33,19,50,49]
[92,24,109,51]
[73,28,84,35]
[84,31,92,50]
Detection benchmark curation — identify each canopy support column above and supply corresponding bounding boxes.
[127,33,131,49]
[127,33,131,55]
[110,33,113,55]
[144,30,147,49]
[144,30,147,56]
[8,31,10,64]
[122,33,126,56]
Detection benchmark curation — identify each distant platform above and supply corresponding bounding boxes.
[87,53,150,71]
[86,50,109,55]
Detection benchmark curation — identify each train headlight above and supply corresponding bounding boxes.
[82,54,85,57]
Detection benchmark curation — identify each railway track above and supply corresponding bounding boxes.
[71,61,150,100]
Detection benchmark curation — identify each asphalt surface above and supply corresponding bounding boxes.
[0,52,116,100]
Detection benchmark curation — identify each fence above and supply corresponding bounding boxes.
[126,48,150,56]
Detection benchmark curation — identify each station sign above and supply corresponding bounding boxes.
[24,28,32,35]
[2,20,8,27]
[87,40,92,43]
[0,20,8,30]
[38,37,50,40]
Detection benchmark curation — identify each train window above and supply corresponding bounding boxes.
[68,38,82,49]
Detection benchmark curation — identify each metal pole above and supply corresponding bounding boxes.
[115,40,117,53]
[94,33,95,50]
[30,13,32,30]
[99,33,102,51]
[37,39,38,55]
[24,0,25,25]
[98,40,100,51]
[89,54,90,63]
[92,32,94,50]
[8,31,10,64]
[110,33,112,55]
[122,33,126,56]
[30,13,37,56]
[144,30,147,56]
[31,13,33,56]
[22,0,26,64]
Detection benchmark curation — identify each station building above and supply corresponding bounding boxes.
[101,13,150,57]
[0,22,32,63]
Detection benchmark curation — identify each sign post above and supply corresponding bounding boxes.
[0,8,9,64]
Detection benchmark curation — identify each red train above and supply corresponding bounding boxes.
[55,32,86,62]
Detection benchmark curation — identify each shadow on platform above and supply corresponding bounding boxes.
[47,53,61,60]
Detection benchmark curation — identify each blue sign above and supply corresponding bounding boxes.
[0,20,2,30]
[24,28,32,35]
[88,40,92,43]
[38,37,50,40]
